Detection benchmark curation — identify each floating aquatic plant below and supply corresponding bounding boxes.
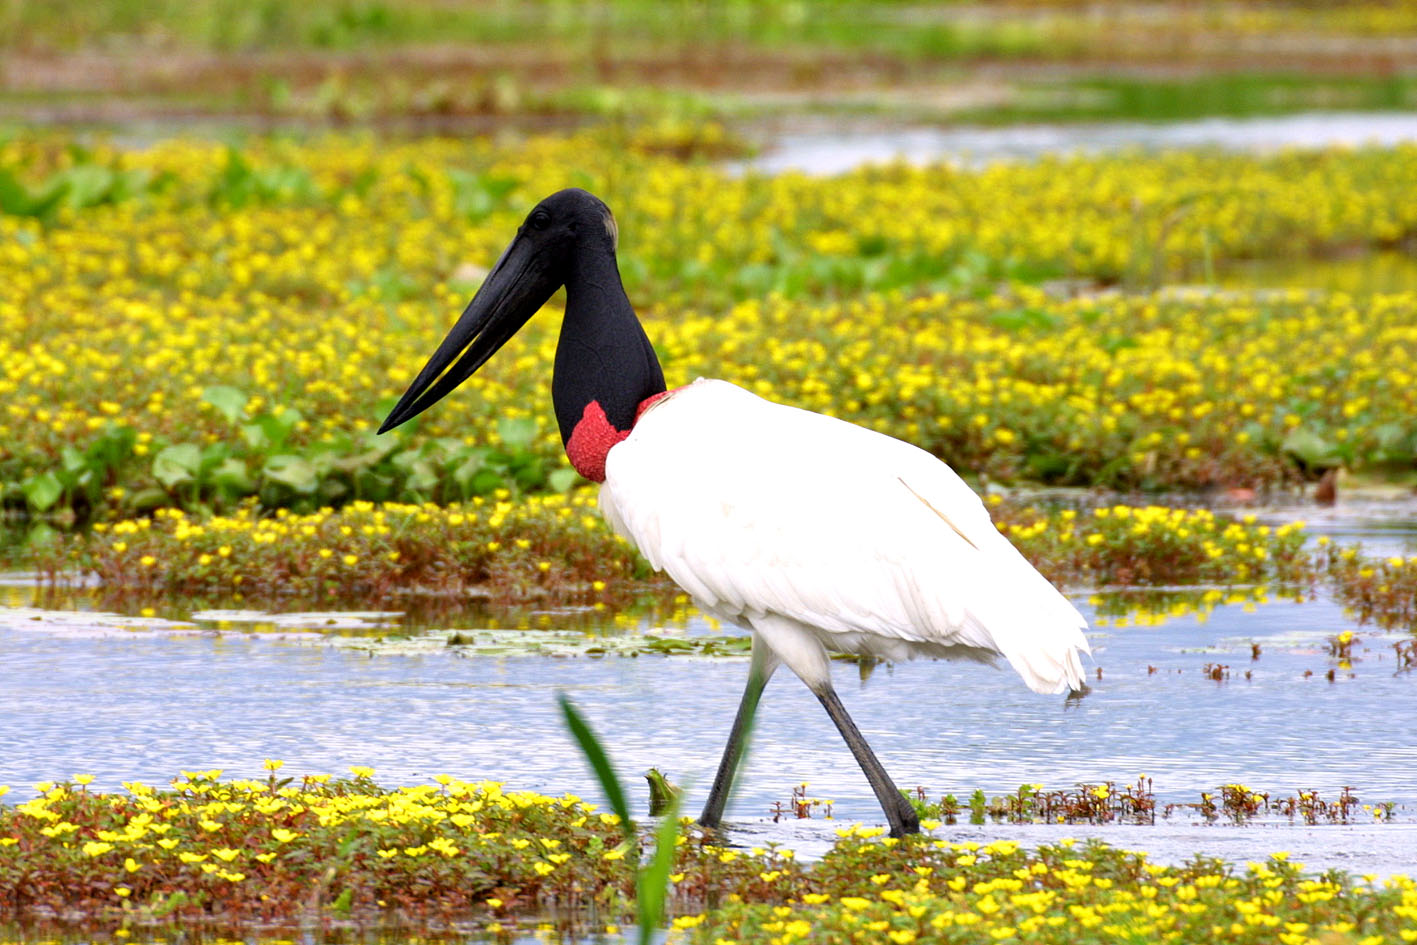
[6,132,1417,521]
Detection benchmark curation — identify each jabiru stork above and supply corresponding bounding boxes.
[379,188,1090,837]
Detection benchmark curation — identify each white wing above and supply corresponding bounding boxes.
[601,379,1089,695]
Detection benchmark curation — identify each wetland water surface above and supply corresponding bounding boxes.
[2,574,1415,874]
[747,111,1417,175]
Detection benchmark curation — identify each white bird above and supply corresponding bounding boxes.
[379,188,1090,837]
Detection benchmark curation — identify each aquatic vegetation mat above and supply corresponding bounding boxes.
[42,496,652,608]
[0,769,785,930]
[689,832,1417,945]
[2,774,1415,943]
[26,499,1321,612]
[4,132,1417,522]
[23,497,1417,639]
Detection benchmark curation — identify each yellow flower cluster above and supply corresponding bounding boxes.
[995,502,1311,588]
[0,768,633,923]
[4,131,1417,513]
[699,836,1417,945]
[677,288,1417,488]
[70,493,639,604]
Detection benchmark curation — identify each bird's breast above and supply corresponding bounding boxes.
[564,388,677,482]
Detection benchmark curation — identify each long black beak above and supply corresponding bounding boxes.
[378,234,558,434]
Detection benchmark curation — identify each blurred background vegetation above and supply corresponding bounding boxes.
[2,0,1415,126]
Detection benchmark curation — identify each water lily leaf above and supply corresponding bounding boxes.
[153,443,203,488]
[202,385,248,424]
[22,472,63,512]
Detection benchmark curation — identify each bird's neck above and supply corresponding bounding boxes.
[553,246,667,482]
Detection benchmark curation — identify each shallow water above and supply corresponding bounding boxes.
[745,111,1417,175]
[1258,495,1417,559]
[1219,251,1417,296]
[2,577,1415,873]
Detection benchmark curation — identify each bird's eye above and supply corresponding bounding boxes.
[529,211,550,230]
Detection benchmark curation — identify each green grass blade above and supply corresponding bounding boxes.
[636,793,682,945]
[556,693,634,839]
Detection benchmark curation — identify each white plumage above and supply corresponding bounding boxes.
[602,378,1090,696]
[379,188,1094,836]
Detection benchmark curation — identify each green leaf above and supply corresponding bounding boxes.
[264,455,320,493]
[497,416,539,452]
[60,445,88,475]
[86,425,137,470]
[1370,421,1415,463]
[548,467,580,493]
[22,472,63,512]
[451,451,489,493]
[0,167,35,216]
[512,456,546,490]
[246,408,302,451]
[210,458,255,493]
[202,385,248,424]
[404,459,440,493]
[153,443,203,488]
[1282,428,1342,470]
[240,422,271,450]
[556,694,634,841]
[199,442,231,472]
[637,792,682,945]
[52,164,116,210]
[470,468,505,495]
[128,487,168,511]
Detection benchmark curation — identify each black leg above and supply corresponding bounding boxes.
[699,660,772,829]
[816,685,920,837]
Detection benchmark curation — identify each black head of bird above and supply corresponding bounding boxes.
[379,187,665,482]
